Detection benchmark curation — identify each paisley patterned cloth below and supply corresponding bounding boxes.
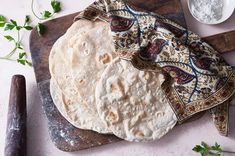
[75,0,235,136]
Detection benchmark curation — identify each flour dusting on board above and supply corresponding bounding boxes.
[190,0,224,23]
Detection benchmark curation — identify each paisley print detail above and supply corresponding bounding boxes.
[74,3,108,22]
[139,39,166,60]
[175,85,190,94]
[163,66,194,85]
[171,37,185,51]
[155,20,186,38]
[210,101,229,136]
[112,30,139,57]
[191,55,215,70]
[215,77,228,90]
[199,87,212,98]
[110,15,135,32]
[189,41,203,53]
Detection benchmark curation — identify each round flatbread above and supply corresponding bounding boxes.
[95,58,178,141]
[49,19,115,133]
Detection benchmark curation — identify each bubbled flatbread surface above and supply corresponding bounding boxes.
[95,58,178,141]
[49,19,115,133]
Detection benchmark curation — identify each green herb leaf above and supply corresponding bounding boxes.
[211,142,222,151]
[36,23,45,36]
[24,15,30,24]
[0,15,6,22]
[24,26,33,30]
[193,142,225,156]
[192,144,207,156]
[51,0,61,13]
[0,22,5,27]
[0,15,6,27]
[4,23,15,31]
[192,145,206,152]
[41,10,52,19]
[0,15,33,67]
[19,52,26,59]
[208,151,220,156]
[10,19,17,26]
[17,52,31,66]
[201,142,209,149]
[4,35,14,41]
[26,60,32,66]
[15,42,23,49]
[17,59,26,65]
[16,26,22,30]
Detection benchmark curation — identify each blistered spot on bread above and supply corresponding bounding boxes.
[144,72,150,80]
[82,42,86,47]
[84,49,89,55]
[78,79,84,84]
[106,111,119,123]
[65,99,72,106]
[122,95,129,100]
[110,80,124,95]
[135,131,145,138]
[155,111,165,117]
[158,73,165,84]
[81,42,90,55]
[99,53,111,64]
[139,71,152,82]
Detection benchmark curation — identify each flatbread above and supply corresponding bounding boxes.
[95,58,178,141]
[70,20,116,106]
[49,19,115,133]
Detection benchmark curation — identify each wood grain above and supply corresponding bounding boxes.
[126,0,186,27]
[4,75,26,156]
[203,30,235,54]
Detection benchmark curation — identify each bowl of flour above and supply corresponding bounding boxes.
[188,0,235,24]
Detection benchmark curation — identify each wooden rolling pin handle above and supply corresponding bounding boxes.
[4,75,26,156]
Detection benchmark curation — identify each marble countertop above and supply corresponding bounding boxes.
[0,0,234,155]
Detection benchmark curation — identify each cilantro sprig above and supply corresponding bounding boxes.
[0,15,33,66]
[193,142,235,156]
[31,0,61,36]
[0,0,62,66]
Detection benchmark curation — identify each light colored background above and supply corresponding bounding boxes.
[0,0,235,156]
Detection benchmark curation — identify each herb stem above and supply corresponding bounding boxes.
[3,30,20,58]
[31,0,45,21]
[222,150,235,154]
[3,47,17,58]
[0,57,15,61]
[17,30,20,42]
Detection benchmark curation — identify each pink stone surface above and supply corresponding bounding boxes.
[0,0,234,155]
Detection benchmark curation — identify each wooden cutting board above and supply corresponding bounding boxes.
[29,0,235,152]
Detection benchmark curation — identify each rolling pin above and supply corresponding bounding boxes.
[4,75,26,156]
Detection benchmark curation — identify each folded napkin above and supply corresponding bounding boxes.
[75,0,235,136]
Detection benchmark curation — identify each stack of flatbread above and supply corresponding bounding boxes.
[49,19,178,142]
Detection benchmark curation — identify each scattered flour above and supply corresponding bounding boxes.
[190,0,224,23]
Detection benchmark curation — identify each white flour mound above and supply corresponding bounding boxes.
[190,0,224,23]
